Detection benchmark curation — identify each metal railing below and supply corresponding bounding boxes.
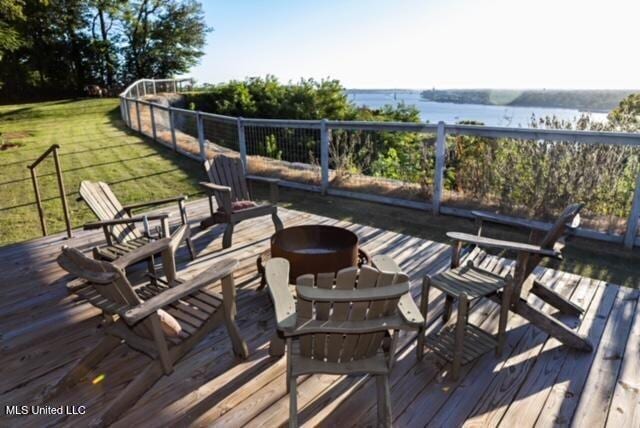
[27,144,73,238]
[119,78,640,248]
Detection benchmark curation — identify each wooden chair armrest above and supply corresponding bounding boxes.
[446,232,562,259]
[83,213,171,229]
[397,294,424,326]
[122,195,188,211]
[370,254,424,326]
[297,282,409,302]
[265,258,297,332]
[111,237,172,269]
[123,258,238,325]
[371,254,399,273]
[199,181,231,193]
[200,182,233,213]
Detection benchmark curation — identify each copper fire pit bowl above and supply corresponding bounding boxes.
[257,225,370,285]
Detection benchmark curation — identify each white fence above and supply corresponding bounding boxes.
[120,78,640,248]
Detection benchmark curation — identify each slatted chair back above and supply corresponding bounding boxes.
[539,203,584,249]
[204,155,250,202]
[57,246,141,310]
[514,203,584,293]
[80,181,142,244]
[295,265,409,363]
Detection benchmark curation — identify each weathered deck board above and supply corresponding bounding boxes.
[0,197,636,428]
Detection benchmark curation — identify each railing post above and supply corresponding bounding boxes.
[135,100,142,132]
[173,80,177,93]
[169,107,177,151]
[196,111,206,160]
[52,147,72,239]
[320,119,329,194]
[238,117,248,173]
[624,171,640,248]
[29,167,47,236]
[142,81,147,96]
[125,99,132,128]
[150,103,157,140]
[152,80,157,95]
[432,121,446,215]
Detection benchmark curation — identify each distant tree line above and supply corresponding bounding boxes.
[420,89,636,111]
[0,0,209,102]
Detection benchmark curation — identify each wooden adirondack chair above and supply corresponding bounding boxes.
[426,203,591,356]
[264,258,424,427]
[79,181,196,276]
[200,154,283,248]
[44,240,249,427]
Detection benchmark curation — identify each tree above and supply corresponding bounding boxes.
[0,0,25,59]
[120,0,209,82]
[0,0,210,101]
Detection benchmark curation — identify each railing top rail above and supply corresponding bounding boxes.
[119,77,640,146]
[327,120,438,133]
[445,123,640,146]
[200,111,238,123]
[119,77,193,98]
[242,117,322,129]
[28,144,60,170]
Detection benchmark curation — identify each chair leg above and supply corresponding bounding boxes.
[40,335,120,401]
[269,333,286,357]
[289,374,298,428]
[443,295,454,322]
[376,375,392,427]
[497,283,513,356]
[417,276,431,361]
[272,210,284,231]
[222,223,234,248]
[221,274,250,359]
[451,293,468,381]
[285,337,292,392]
[147,255,157,278]
[186,236,197,260]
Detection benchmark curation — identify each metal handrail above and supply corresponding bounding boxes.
[28,144,60,170]
[27,144,72,238]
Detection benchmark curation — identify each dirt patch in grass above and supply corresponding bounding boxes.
[0,142,22,150]
[0,131,32,150]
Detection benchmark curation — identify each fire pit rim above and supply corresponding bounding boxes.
[270,224,358,253]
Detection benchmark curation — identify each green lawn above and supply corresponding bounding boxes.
[0,98,206,246]
[1,98,638,288]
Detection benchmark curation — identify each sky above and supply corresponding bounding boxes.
[189,0,640,90]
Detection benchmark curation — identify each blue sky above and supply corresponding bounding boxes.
[189,0,640,89]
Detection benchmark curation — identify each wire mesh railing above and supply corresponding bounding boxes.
[119,78,640,248]
[244,120,322,186]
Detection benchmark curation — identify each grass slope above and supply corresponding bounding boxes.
[0,98,206,246]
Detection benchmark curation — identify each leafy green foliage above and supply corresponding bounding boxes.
[0,0,210,101]
[608,93,640,131]
[186,75,359,120]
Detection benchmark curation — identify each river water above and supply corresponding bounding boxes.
[348,91,609,127]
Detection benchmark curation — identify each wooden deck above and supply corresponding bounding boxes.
[1,198,638,427]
